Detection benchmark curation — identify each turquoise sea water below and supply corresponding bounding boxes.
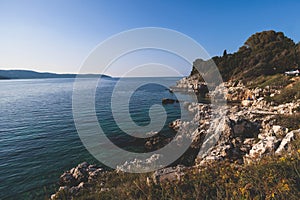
[0,77,189,199]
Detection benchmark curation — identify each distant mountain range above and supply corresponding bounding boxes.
[0,70,111,80]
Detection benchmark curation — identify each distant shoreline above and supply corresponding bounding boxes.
[0,77,113,81]
[0,70,184,80]
[0,69,111,80]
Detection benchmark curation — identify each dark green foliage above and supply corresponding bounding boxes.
[192,30,299,82]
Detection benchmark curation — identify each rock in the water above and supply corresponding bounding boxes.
[162,98,179,104]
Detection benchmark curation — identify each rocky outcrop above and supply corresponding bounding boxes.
[171,74,202,92]
[213,81,282,103]
[193,83,300,166]
[243,136,279,164]
[170,74,209,98]
[244,129,299,163]
[195,115,260,166]
[51,162,103,199]
[159,90,295,167]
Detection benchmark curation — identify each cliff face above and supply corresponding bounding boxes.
[191,30,299,82]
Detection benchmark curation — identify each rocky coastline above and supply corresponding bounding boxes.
[51,75,300,199]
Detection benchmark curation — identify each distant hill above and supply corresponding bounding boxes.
[191,30,300,82]
[0,70,111,80]
[0,75,9,80]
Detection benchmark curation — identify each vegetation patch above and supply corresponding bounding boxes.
[247,74,293,89]
[272,81,300,104]
[274,114,300,130]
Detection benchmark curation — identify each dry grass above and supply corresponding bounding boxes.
[53,140,300,200]
[248,74,293,89]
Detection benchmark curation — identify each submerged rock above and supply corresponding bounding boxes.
[162,98,179,104]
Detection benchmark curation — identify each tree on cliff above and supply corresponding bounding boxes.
[191,30,300,82]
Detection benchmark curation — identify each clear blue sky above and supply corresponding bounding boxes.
[0,0,300,76]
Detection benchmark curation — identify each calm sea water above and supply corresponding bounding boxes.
[0,77,190,199]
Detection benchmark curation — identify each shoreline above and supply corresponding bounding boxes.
[51,76,300,199]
